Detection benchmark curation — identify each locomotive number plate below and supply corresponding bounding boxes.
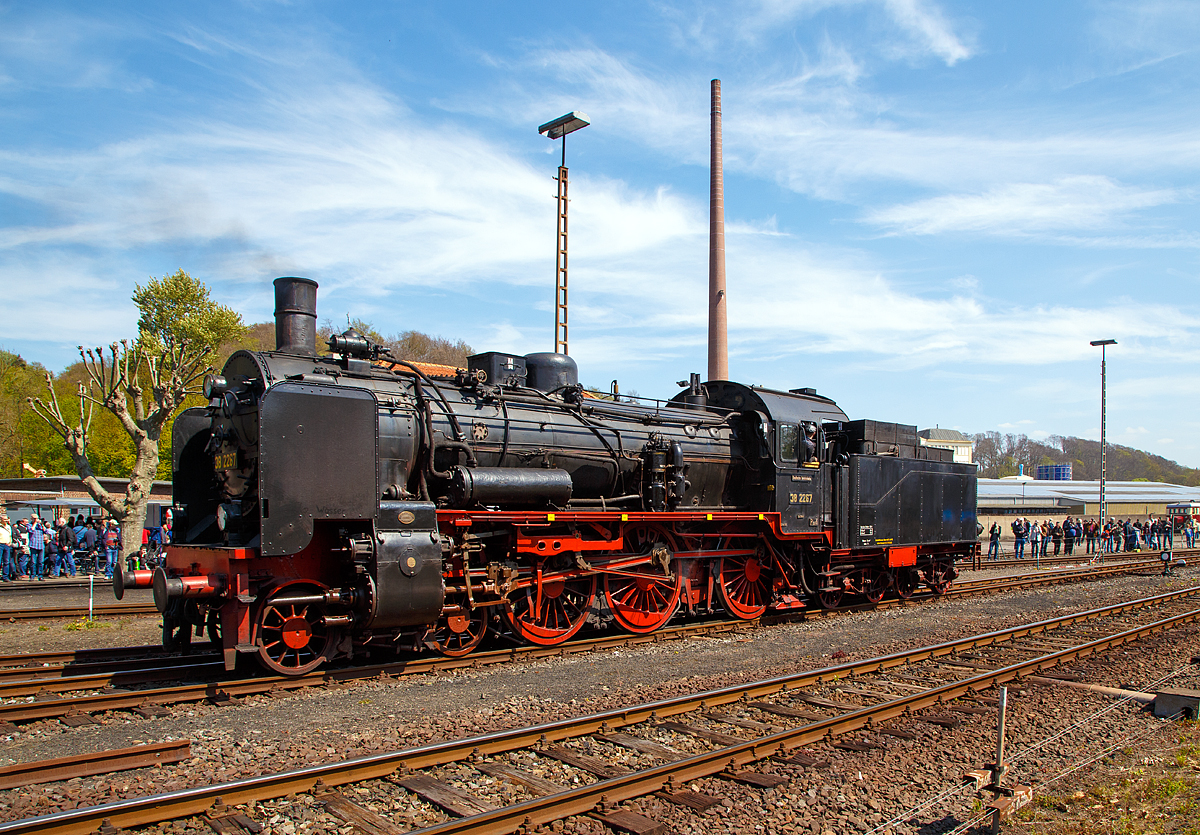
[789,493,813,504]
[214,451,238,470]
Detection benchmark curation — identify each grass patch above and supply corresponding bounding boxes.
[64,618,112,631]
[1014,721,1200,834]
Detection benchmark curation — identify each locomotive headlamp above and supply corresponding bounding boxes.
[216,502,241,532]
[328,329,372,358]
[203,374,228,400]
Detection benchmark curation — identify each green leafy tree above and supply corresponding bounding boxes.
[29,271,244,560]
[0,351,50,477]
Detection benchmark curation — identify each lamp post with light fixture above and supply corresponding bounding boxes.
[538,111,590,355]
[1090,339,1117,530]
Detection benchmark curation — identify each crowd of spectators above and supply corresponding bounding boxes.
[0,512,171,581]
[984,515,1194,560]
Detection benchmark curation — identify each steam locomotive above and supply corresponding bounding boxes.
[120,277,977,675]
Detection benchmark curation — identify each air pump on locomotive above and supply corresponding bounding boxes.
[117,277,977,675]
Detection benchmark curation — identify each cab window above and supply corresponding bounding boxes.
[779,423,799,463]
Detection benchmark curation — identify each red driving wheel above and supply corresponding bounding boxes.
[503,573,597,646]
[718,546,771,619]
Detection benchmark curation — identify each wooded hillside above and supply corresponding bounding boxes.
[972,431,1200,485]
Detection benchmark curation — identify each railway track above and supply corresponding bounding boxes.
[0,603,157,622]
[0,559,1178,721]
[3,585,1197,835]
[965,548,1198,571]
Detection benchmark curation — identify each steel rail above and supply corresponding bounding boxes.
[966,547,1198,571]
[3,585,1197,835]
[0,741,191,791]
[0,660,229,698]
[0,651,221,684]
[947,560,1166,595]
[0,645,192,670]
[0,604,158,622]
[0,560,1172,716]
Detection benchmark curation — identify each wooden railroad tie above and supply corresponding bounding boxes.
[773,750,831,769]
[788,691,859,711]
[206,813,263,835]
[748,701,826,722]
[318,788,410,835]
[655,720,745,747]
[601,731,684,760]
[723,769,789,788]
[591,808,668,835]
[540,745,631,780]
[475,761,566,796]
[394,773,497,817]
[702,710,782,733]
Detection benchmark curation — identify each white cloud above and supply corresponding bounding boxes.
[864,176,1180,237]
[880,0,972,65]
[742,0,973,66]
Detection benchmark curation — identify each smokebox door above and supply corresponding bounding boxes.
[259,381,378,556]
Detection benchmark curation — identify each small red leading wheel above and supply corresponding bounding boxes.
[604,525,683,634]
[718,545,771,620]
[429,605,487,657]
[503,573,597,646]
[254,583,338,676]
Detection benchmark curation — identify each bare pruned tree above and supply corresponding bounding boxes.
[29,338,214,560]
[26,270,243,564]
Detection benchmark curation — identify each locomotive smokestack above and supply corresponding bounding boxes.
[708,79,728,381]
[273,276,319,356]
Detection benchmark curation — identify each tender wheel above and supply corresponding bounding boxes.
[813,563,844,610]
[503,573,597,646]
[895,567,920,599]
[863,569,890,604]
[718,545,771,619]
[254,584,337,676]
[429,606,488,657]
[925,560,954,595]
[817,585,844,609]
[604,525,683,634]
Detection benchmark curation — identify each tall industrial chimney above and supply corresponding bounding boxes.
[708,79,728,381]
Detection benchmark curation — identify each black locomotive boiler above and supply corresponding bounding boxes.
[123,277,978,675]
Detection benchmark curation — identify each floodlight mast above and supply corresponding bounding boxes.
[1090,339,1117,525]
[539,112,590,356]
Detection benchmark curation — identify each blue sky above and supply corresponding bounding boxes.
[3,1,1200,464]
